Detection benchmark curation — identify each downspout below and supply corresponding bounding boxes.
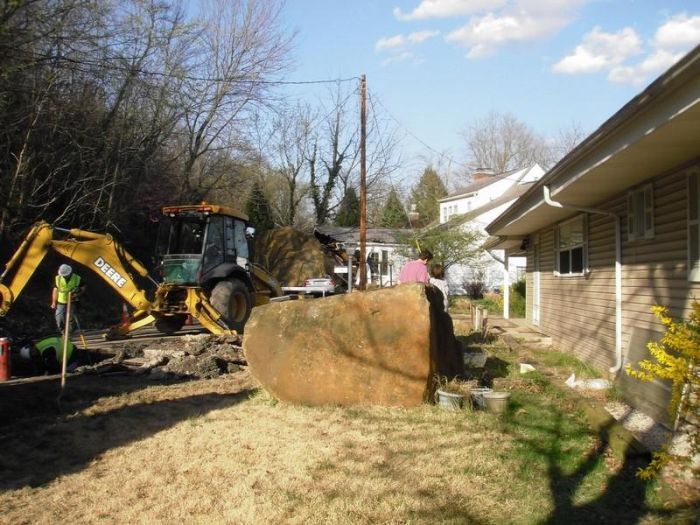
[543,186,623,377]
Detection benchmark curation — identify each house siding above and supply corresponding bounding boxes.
[525,159,700,421]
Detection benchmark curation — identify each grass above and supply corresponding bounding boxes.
[530,348,601,379]
[0,345,696,523]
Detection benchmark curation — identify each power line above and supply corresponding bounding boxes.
[4,47,361,85]
[368,89,474,172]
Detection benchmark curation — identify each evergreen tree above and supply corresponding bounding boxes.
[245,181,275,233]
[410,167,447,226]
[335,187,360,226]
[379,189,409,228]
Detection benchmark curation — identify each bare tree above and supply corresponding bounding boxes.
[307,84,402,225]
[307,83,359,224]
[550,121,587,165]
[268,103,315,226]
[176,0,293,201]
[462,111,551,175]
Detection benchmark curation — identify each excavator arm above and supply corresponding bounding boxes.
[0,221,153,316]
[0,221,236,338]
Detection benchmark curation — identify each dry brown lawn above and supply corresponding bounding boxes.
[0,367,693,524]
[0,372,535,524]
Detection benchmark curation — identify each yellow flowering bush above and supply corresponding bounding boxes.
[626,301,699,479]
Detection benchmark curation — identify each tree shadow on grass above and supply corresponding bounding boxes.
[501,397,693,524]
[0,379,252,491]
[458,356,511,388]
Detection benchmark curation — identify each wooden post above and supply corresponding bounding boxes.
[359,74,367,290]
[60,293,72,391]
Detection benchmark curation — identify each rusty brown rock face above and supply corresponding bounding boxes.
[243,283,463,407]
[254,227,336,286]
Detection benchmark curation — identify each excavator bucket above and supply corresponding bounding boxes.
[0,284,13,316]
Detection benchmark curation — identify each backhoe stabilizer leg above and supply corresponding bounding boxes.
[187,289,237,337]
[104,312,156,340]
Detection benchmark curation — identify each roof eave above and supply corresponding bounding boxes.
[487,43,700,236]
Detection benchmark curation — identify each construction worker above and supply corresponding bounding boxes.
[51,264,85,332]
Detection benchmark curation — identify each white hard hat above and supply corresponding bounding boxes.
[58,264,72,277]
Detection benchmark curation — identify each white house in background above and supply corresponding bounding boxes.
[438,164,545,293]
[314,226,411,287]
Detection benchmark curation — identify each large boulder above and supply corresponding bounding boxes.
[243,283,462,407]
[255,227,336,286]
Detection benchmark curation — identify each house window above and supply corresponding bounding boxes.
[556,215,586,275]
[442,207,448,222]
[689,170,700,281]
[627,184,654,240]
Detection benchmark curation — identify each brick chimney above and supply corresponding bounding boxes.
[472,167,494,183]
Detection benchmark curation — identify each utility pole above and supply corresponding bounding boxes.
[359,74,367,290]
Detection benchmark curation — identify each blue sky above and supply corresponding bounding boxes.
[279,0,700,182]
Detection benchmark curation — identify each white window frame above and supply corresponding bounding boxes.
[688,168,700,282]
[554,214,587,277]
[627,184,654,241]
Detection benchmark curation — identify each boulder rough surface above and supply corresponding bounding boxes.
[244,283,462,407]
[254,227,335,286]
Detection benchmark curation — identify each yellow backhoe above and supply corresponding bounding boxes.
[0,203,283,338]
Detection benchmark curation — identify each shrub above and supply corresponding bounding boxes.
[465,281,486,299]
[472,292,503,315]
[626,302,700,479]
[512,279,526,298]
[509,286,526,318]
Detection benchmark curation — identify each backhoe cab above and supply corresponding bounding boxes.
[152,204,282,334]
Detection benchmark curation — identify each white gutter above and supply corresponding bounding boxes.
[543,186,623,376]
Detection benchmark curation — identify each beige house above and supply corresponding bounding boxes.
[485,44,700,422]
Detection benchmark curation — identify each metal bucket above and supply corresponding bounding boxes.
[484,391,511,414]
[436,389,464,411]
[470,387,492,409]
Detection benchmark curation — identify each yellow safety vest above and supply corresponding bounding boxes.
[35,336,74,363]
[55,274,81,304]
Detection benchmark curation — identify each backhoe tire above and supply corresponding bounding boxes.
[210,279,252,332]
[154,315,186,335]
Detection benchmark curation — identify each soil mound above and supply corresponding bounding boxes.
[75,334,245,379]
[255,227,335,286]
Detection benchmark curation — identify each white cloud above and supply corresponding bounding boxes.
[653,13,700,49]
[609,49,685,85]
[376,34,406,52]
[408,29,440,43]
[553,12,699,85]
[446,9,574,57]
[376,30,439,67]
[382,51,416,66]
[376,30,440,52]
[393,0,506,21]
[552,27,642,74]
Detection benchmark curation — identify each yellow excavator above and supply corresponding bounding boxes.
[0,203,283,338]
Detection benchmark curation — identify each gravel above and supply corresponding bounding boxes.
[605,401,672,452]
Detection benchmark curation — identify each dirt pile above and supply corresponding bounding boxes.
[75,334,245,379]
[255,227,336,286]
